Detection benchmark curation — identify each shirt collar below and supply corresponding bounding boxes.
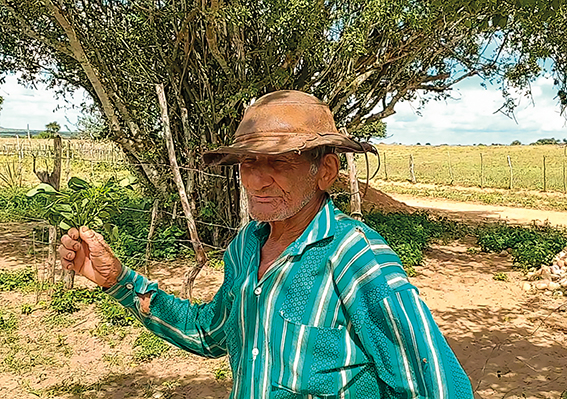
[253,195,336,256]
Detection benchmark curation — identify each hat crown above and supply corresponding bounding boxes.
[235,90,338,139]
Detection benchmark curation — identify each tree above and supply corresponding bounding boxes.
[36,121,60,138]
[510,140,522,145]
[1,0,566,241]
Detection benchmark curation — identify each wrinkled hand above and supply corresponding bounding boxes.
[58,226,122,288]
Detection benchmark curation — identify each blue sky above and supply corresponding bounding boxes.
[0,73,565,144]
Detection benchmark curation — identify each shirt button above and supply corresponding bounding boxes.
[254,287,262,295]
[252,348,259,356]
[125,283,134,290]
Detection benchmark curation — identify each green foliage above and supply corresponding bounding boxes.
[49,284,105,314]
[493,272,508,281]
[0,268,36,291]
[96,296,137,327]
[34,131,56,139]
[0,311,18,334]
[0,161,23,190]
[20,304,33,315]
[212,361,232,381]
[476,223,567,270]
[0,188,46,223]
[350,121,387,142]
[132,331,170,362]
[26,176,134,237]
[364,211,467,268]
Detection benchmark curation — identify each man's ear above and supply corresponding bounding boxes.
[317,153,340,191]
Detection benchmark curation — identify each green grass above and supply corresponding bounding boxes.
[359,143,567,192]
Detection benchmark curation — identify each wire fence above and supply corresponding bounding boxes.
[372,145,567,192]
[0,137,237,282]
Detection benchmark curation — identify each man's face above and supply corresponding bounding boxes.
[240,153,319,222]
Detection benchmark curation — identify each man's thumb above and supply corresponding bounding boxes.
[79,226,97,245]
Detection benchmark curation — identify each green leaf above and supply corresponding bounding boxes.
[26,183,58,197]
[119,175,136,188]
[111,225,119,242]
[68,177,91,191]
[59,212,74,221]
[59,221,72,230]
[53,204,74,213]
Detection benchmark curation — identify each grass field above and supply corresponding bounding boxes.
[362,143,567,192]
[351,143,567,212]
[0,138,128,189]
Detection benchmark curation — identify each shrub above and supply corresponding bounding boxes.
[476,223,567,270]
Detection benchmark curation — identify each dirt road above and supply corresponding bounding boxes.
[391,194,567,226]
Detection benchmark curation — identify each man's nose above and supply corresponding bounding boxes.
[242,165,274,191]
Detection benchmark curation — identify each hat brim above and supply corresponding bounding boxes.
[203,132,373,165]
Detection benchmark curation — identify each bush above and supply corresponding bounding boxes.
[50,285,105,314]
[476,223,567,270]
[364,211,467,268]
[0,268,36,291]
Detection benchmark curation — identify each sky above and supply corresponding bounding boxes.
[0,72,566,144]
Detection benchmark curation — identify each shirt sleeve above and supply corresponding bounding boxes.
[105,245,237,359]
[332,227,474,398]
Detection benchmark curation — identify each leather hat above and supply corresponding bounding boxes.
[203,90,375,165]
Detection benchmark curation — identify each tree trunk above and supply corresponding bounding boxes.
[156,83,208,300]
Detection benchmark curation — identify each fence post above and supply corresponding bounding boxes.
[447,151,454,185]
[543,155,547,192]
[480,153,484,188]
[383,152,388,180]
[409,154,416,183]
[507,155,513,190]
[563,145,567,194]
[144,199,160,278]
[346,152,362,221]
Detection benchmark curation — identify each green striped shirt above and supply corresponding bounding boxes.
[107,197,473,398]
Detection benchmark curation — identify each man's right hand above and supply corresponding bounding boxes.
[58,226,122,288]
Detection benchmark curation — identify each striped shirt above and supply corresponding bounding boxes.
[107,197,474,398]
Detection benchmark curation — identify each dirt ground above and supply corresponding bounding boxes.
[1,197,567,399]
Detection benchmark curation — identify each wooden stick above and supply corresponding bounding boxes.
[156,83,208,300]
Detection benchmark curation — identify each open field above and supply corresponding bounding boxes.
[361,143,567,192]
[0,138,128,190]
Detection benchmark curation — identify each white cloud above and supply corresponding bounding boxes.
[0,74,89,131]
[384,76,567,145]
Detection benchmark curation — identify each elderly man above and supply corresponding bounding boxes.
[59,90,473,398]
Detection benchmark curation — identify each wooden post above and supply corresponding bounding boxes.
[563,146,566,194]
[447,151,454,185]
[409,154,416,183]
[156,83,208,300]
[346,152,362,221]
[47,225,57,286]
[144,199,160,278]
[33,135,62,190]
[480,153,484,188]
[543,155,547,192]
[65,140,71,183]
[383,152,388,180]
[507,155,513,190]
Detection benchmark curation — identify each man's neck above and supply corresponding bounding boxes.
[267,192,326,245]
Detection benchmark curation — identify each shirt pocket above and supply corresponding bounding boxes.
[270,310,347,398]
